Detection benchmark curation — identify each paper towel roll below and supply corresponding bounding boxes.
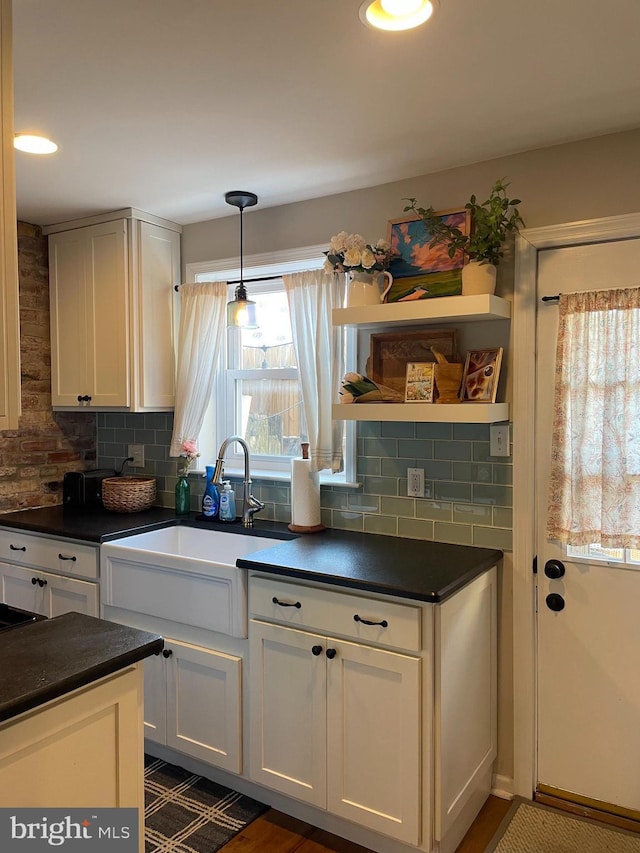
[289,456,324,533]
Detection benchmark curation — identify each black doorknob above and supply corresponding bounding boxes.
[546,593,565,612]
[326,648,337,659]
[545,559,565,579]
[311,645,323,656]
[162,648,173,658]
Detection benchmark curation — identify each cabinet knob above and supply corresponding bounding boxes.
[544,559,565,579]
[311,645,323,656]
[77,395,83,402]
[31,577,38,585]
[38,578,47,587]
[162,648,173,658]
[326,648,337,660]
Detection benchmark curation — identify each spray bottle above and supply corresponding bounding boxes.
[201,465,220,519]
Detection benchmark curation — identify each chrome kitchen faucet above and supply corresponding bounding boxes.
[212,436,265,527]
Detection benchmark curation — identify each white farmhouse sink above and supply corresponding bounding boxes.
[107,525,277,567]
[101,526,281,638]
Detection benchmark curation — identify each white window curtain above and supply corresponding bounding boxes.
[169,282,227,457]
[547,286,640,547]
[283,269,346,473]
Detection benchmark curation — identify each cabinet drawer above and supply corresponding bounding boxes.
[0,530,99,579]
[250,576,421,652]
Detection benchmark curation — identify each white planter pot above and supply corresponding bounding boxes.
[461,261,497,296]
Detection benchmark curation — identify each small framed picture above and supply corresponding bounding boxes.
[461,348,503,403]
[404,362,435,403]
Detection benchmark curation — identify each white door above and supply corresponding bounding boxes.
[536,237,640,816]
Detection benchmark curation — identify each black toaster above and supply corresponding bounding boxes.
[62,468,116,508]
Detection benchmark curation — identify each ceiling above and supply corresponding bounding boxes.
[12,0,640,227]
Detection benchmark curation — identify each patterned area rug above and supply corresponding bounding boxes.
[486,797,640,853]
[144,755,267,853]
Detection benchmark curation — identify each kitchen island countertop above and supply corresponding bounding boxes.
[0,612,163,723]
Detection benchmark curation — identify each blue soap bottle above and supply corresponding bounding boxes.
[201,465,220,519]
[219,480,236,522]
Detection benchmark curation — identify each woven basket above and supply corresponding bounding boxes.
[102,476,156,513]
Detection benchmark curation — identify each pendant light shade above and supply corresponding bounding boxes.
[225,190,259,328]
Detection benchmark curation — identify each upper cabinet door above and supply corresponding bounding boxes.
[0,0,21,430]
[49,220,130,408]
[85,220,130,407]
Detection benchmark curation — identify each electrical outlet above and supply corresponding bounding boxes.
[128,444,145,467]
[407,467,425,497]
[490,424,510,457]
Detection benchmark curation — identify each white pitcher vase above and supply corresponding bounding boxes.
[346,270,393,307]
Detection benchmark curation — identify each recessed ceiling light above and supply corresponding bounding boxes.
[359,0,438,31]
[14,134,58,154]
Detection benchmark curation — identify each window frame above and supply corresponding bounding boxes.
[185,245,356,485]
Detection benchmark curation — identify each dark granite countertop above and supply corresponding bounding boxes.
[0,506,502,603]
[0,612,163,723]
[0,505,295,544]
[237,528,502,602]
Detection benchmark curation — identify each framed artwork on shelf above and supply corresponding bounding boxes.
[461,348,503,403]
[386,208,470,303]
[404,362,435,403]
[367,328,457,394]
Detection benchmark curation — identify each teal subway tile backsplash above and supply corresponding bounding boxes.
[97,414,513,550]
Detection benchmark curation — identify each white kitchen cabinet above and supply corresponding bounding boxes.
[144,638,242,774]
[0,528,100,617]
[46,208,181,411]
[332,294,511,424]
[250,619,421,844]
[0,0,20,430]
[0,562,98,617]
[248,570,497,853]
[249,577,422,845]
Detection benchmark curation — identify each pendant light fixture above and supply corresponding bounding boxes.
[225,190,259,328]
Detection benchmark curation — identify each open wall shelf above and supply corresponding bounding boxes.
[332,402,509,424]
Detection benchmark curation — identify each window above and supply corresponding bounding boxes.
[187,246,355,482]
[566,544,640,569]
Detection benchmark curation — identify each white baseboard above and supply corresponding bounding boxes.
[491,774,514,800]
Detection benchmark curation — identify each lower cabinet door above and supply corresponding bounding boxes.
[326,639,422,845]
[249,620,327,808]
[164,639,242,774]
[0,563,98,617]
[0,562,46,614]
[143,651,167,744]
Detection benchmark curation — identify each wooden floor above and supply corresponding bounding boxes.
[220,796,512,853]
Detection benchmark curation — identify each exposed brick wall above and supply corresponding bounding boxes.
[0,223,96,512]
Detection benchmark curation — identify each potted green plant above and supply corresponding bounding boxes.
[403,178,525,295]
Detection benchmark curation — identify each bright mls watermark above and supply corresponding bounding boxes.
[0,809,138,851]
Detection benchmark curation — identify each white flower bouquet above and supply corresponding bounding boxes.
[324,232,396,274]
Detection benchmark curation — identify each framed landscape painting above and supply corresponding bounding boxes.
[386,208,470,302]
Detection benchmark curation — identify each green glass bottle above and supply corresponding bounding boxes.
[175,474,190,516]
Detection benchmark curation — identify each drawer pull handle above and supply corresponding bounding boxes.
[272,596,301,609]
[58,554,77,561]
[354,614,388,628]
[9,544,26,551]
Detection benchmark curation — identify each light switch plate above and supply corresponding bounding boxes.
[490,424,510,457]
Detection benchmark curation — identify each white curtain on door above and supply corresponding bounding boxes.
[283,269,346,473]
[169,282,227,457]
[547,286,640,547]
